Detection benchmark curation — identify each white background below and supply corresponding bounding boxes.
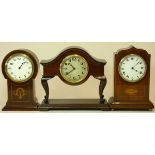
[0,0,155,155]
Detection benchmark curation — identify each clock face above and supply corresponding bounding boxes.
[60,54,89,84]
[5,53,34,83]
[118,54,147,82]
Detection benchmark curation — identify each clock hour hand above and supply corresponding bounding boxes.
[131,67,143,74]
[69,64,76,70]
[131,67,138,72]
[18,62,27,69]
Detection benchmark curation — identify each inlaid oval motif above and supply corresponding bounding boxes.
[14,88,26,99]
[125,88,138,95]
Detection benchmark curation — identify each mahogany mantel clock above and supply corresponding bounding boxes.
[2,49,39,111]
[39,47,109,110]
[109,46,154,110]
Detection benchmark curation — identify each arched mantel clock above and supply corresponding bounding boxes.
[2,49,39,111]
[39,47,109,110]
[109,46,154,110]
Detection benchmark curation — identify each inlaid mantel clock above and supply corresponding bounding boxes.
[109,46,154,110]
[39,47,109,110]
[2,49,39,111]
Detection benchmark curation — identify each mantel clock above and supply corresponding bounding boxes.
[39,47,109,110]
[2,49,39,111]
[109,46,154,110]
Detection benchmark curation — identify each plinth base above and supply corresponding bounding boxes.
[39,99,110,111]
[109,97,154,110]
[2,103,39,111]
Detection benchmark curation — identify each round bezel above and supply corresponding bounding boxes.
[59,54,89,84]
[118,54,147,82]
[5,53,35,83]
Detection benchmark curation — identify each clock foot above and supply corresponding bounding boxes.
[100,97,106,104]
[108,97,114,104]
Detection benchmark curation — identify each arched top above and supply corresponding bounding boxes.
[115,45,150,56]
[2,49,39,83]
[41,47,106,65]
[40,47,107,85]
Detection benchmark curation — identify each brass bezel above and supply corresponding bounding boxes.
[118,54,147,83]
[60,54,89,84]
[5,53,35,83]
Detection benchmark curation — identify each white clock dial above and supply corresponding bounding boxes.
[118,54,147,82]
[60,54,89,84]
[5,54,34,83]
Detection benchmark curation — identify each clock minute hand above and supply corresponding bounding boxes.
[66,68,75,75]
[132,61,140,69]
[69,64,76,70]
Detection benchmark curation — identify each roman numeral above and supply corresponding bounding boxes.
[72,58,76,61]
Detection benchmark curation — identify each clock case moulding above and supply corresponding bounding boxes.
[39,47,110,111]
[109,46,154,110]
[2,49,39,111]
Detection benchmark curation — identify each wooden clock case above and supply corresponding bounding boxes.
[39,47,109,110]
[2,49,39,111]
[109,46,154,110]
